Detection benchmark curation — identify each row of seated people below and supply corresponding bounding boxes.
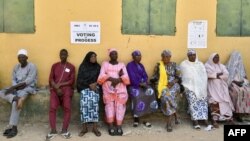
[0,48,249,140]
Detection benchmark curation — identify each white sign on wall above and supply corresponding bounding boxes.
[187,20,207,48]
[71,22,100,44]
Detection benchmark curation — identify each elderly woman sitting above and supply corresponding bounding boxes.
[226,51,250,122]
[205,53,235,128]
[151,50,181,132]
[180,49,212,131]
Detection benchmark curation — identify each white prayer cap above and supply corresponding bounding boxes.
[17,49,28,56]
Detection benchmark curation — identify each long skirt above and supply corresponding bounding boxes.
[129,87,158,117]
[185,90,208,120]
[80,88,100,123]
[229,83,250,113]
[160,83,180,116]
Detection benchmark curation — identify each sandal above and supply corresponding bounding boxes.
[116,127,123,136]
[92,129,101,137]
[46,132,57,141]
[108,128,116,136]
[204,125,214,131]
[166,124,173,132]
[60,131,72,139]
[3,128,12,136]
[133,122,139,127]
[143,121,152,128]
[78,129,88,137]
[6,129,18,138]
[193,125,201,130]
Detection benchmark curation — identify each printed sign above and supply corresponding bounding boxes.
[71,22,100,44]
[187,20,207,48]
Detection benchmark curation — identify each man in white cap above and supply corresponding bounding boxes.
[0,49,37,138]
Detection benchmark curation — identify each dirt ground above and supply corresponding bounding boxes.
[0,118,233,141]
[1,116,250,141]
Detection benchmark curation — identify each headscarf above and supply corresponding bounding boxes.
[187,49,196,56]
[206,53,218,65]
[161,50,172,57]
[226,51,246,85]
[77,51,101,92]
[108,48,117,55]
[132,50,141,57]
[81,51,98,66]
[205,53,223,73]
[180,52,207,100]
[17,49,28,56]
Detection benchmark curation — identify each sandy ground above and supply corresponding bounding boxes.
[1,116,250,141]
[0,118,231,141]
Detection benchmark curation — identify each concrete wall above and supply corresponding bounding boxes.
[0,0,250,88]
[0,90,188,123]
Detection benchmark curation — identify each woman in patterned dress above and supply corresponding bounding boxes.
[127,50,158,128]
[180,49,212,130]
[77,51,101,137]
[226,51,250,121]
[151,50,181,132]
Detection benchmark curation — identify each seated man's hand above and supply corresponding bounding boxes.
[56,89,63,96]
[4,87,15,95]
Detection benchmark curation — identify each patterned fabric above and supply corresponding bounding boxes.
[130,87,158,117]
[226,51,250,114]
[185,90,208,120]
[80,89,100,123]
[226,51,246,85]
[229,83,250,113]
[97,61,130,125]
[151,62,181,116]
[161,87,178,116]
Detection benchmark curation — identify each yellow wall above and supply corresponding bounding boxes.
[0,0,250,87]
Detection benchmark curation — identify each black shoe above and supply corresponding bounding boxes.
[108,128,116,136]
[6,129,18,138]
[116,127,123,136]
[3,129,12,136]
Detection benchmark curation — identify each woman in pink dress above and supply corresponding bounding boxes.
[97,48,130,136]
[205,53,234,128]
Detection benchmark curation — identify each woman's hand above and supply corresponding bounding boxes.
[89,83,97,91]
[216,73,223,79]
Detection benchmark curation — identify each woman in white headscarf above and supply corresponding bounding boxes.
[180,49,212,130]
[205,53,234,128]
[226,51,250,121]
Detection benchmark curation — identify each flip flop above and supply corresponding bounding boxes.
[92,129,101,137]
[143,121,152,128]
[204,125,214,131]
[78,129,88,137]
[193,125,201,130]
